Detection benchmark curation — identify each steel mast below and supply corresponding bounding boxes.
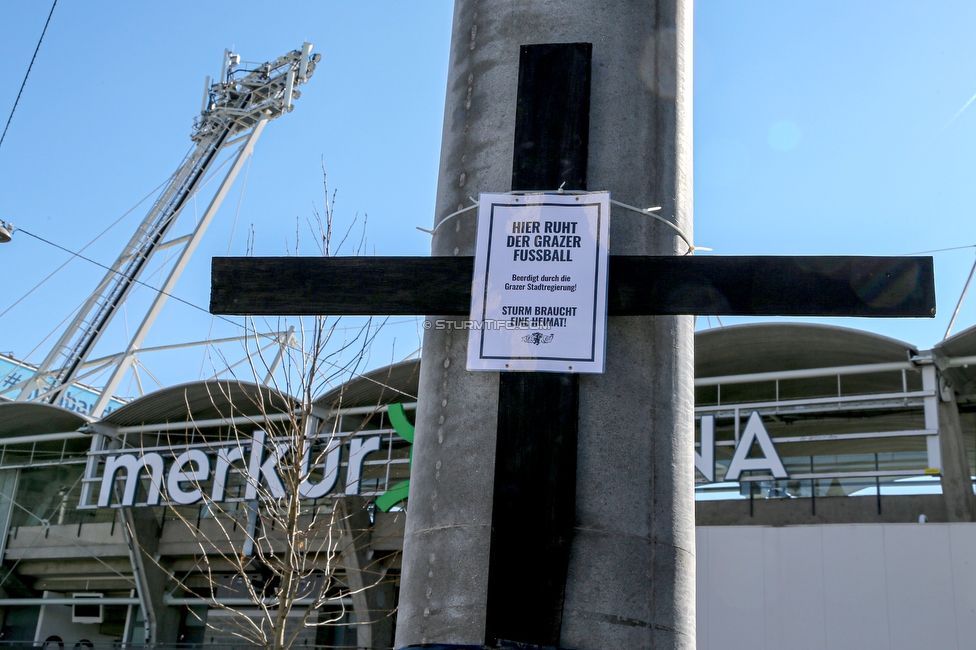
[16,44,319,412]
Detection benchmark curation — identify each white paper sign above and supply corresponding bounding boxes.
[467,192,610,373]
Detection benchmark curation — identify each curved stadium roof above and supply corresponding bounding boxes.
[695,322,917,377]
[314,360,421,411]
[0,402,91,438]
[100,379,296,428]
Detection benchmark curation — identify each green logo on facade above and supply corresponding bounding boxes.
[375,402,414,512]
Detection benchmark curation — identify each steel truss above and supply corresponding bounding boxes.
[16,44,320,417]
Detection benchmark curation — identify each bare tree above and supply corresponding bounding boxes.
[154,318,394,649]
[98,175,406,649]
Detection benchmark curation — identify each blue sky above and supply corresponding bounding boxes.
[696,1,976,344]
[1,2,976,398]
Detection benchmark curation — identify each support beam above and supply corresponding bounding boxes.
[0,470,20,567]
[120,506,180,645]
[937,384,976,521]
[336,497,396,649]
[210,255,936,318]
[0,598,141,606]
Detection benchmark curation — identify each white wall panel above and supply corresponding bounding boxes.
[697,523,976,650]
[762,527,826,650]
[949,525,976,648]
[882,524,958,650]
[697,527,711,650]
[700,526,766,648]
[821,524,891,650]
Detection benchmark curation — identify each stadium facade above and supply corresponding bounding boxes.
[0,322,974,649]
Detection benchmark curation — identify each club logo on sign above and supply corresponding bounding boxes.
[522,332,555,345]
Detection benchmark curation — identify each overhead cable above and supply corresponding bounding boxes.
[14,226,240,328]
[0,0,58,152]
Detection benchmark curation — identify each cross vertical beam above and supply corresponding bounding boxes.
[484,43,590,648]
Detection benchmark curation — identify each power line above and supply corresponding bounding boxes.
[12,226,417,334]
[14,226,240,328]
[0,0,58,152]
[905,244,976,255]
[0,177,171,321]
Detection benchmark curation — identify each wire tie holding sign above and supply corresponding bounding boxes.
[417,190,710,255]
[608,198,708,254]
[416,197,481,236]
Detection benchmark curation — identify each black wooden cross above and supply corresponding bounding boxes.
[211,44,934,649]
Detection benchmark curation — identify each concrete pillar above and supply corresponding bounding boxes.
[397,1,695,648]
[938,380,976,522]
[0,469,20,564]
[336,497,395,649]
[120,507,179,644]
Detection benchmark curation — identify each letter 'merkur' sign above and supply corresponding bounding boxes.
[467,192,610,373]
[88,430,383,509]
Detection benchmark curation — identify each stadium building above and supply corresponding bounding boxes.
[0,322,974,649]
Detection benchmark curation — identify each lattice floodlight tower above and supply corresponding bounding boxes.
[15,44,319,416]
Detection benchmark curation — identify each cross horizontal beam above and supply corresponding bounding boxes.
[210,255,935,318]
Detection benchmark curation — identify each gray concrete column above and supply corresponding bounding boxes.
[336,497,395,649]
[0,469,20,564]
[938,381,976,522]
[120,507,179,644]
[396,1,695,648]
